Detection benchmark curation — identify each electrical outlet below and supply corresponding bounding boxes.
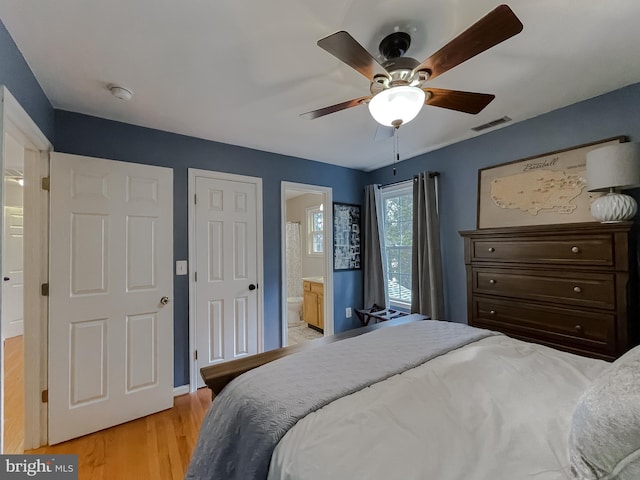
[345,307,352,318]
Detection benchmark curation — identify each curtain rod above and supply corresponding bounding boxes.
[377,171,440,189]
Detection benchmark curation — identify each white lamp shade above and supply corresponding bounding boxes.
[586,142,640,192]
[368,86,425,127]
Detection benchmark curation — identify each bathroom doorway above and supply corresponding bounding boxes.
[281,182,333,347]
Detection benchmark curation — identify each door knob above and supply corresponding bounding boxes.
[160,296,170,305]
[248,284,257,291]
[3,277,9,281]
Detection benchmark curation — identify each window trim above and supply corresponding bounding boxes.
[305,204,324,257]
[380,181,413,309]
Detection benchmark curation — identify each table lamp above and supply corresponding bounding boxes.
[586,142,640,222]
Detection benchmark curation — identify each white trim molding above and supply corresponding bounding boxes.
[173,385,190,397]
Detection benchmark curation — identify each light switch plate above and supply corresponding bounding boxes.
[176,260,188,275]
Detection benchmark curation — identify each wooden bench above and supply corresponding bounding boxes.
[200,314,428,398]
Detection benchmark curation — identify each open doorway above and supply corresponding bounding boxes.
[281,182,333,347]
[2,130,25,453]
[1,87,52,452]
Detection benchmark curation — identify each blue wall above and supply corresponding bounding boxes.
[54,110,367,386]
[4,16,640,388]
[0,19,54,141]
[368,82,640,325]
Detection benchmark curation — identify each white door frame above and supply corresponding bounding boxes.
[280,182,334,347]
[1,86,52,450]
[187,168,265,392]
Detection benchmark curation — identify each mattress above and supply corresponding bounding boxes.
[267,335,608,480]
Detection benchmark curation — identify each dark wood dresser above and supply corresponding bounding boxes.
[460,222,638,361]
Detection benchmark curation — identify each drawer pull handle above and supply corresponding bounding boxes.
[574,324,584,333]
[489,310,496,315]
[573,286,582,293]
[488,247,495,252]
[571,246,580,254]
[489,279,496,284]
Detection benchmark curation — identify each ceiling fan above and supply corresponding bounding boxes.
[301,4,523,128]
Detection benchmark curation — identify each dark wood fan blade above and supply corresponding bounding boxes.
[424,88,495,114]
[413,4,523,81]
[317,31,388,81]
[300,96,371,119]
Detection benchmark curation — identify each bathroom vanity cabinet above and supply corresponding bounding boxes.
[303,279,324,331]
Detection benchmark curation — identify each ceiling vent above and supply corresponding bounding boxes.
[471,116,512,132]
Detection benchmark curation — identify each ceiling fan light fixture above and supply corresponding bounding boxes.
[368,86,425,127]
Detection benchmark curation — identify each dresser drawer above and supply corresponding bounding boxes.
[471,267,615,310]
[471,296,616,355]
[470,234,614,266]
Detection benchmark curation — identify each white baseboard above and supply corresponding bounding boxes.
[173,385,190,397]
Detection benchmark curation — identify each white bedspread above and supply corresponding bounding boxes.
[268,335,608,480]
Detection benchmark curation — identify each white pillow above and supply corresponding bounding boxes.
[569,345,640,479]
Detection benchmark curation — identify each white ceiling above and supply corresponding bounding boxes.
[2,0,640,171]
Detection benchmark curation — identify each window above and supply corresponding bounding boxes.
[380,183,413,307]
[306,205,324,256]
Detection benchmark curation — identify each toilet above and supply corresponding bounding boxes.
[286,297,303,326]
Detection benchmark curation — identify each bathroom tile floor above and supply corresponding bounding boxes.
[287,319,323,345]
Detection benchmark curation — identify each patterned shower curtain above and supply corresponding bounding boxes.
[286,222,303,297]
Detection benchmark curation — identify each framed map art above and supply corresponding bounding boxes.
[477,136,627,228]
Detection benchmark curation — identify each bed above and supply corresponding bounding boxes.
[186,318,640,480]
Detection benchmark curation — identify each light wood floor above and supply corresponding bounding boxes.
[4,335,25,454]
[28,389,211,479]
[5,335,213,479]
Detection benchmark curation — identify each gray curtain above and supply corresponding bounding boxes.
[411,172,445,319]
[363,184,387,308]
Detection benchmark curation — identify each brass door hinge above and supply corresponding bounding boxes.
[41,177,50,191]
[41,283,49,296]
[42,389,48,403]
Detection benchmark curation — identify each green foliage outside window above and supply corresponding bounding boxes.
[382,189,412,304]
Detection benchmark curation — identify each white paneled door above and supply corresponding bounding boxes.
[194,174,261,387]
[48,153,173,444]
[2,206,24,339]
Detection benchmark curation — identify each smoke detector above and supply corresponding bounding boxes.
[109,85,133,101]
